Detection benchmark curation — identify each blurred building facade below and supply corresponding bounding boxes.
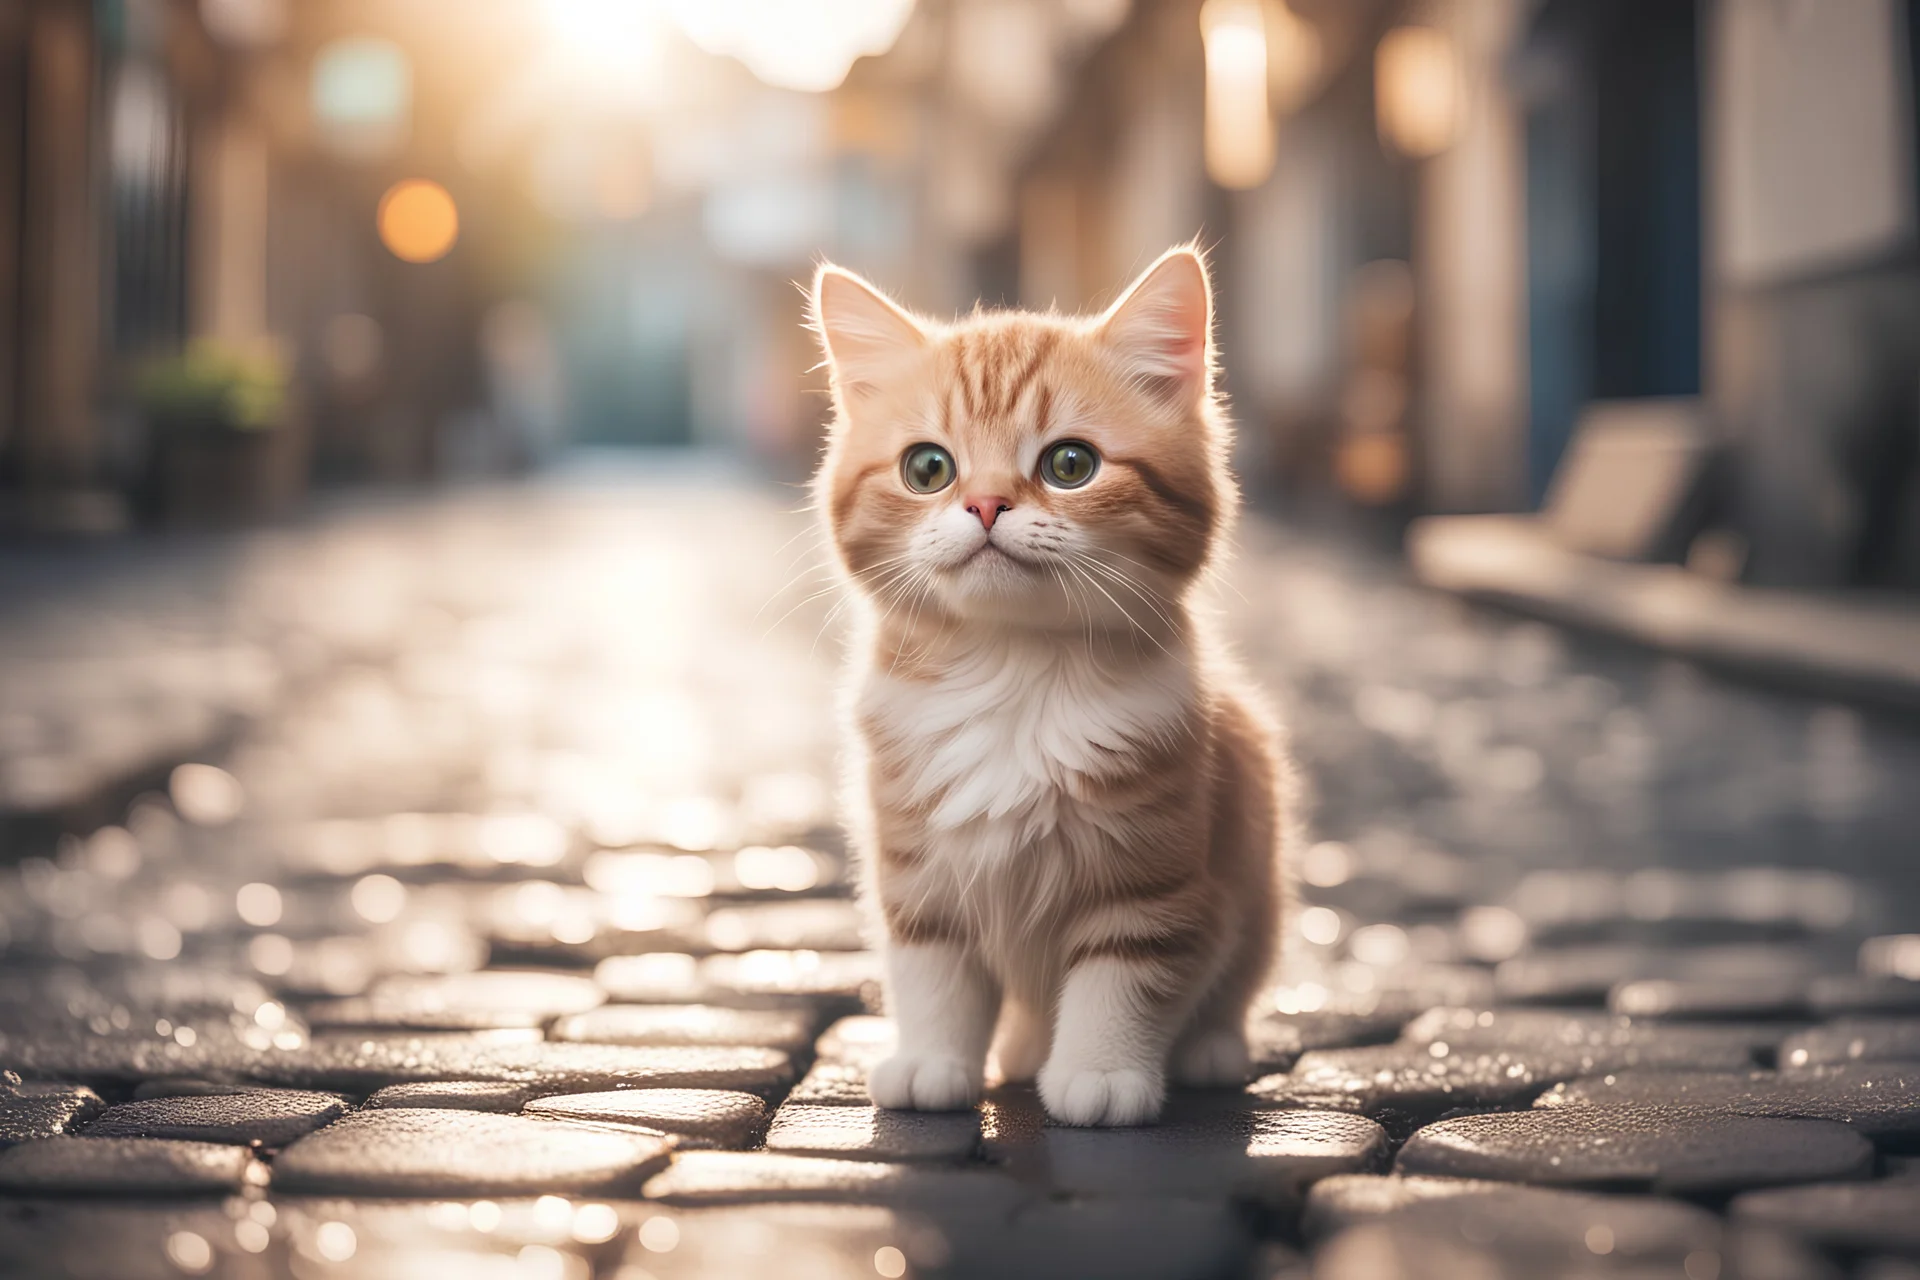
[0,0,1914,592]
[1008,0,1919,590]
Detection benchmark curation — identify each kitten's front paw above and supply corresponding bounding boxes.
[868,1053,981,1111]
[1037,1065,1163,1126]
[1171,1029,1250,1087]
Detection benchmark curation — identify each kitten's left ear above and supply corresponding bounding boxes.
[1098,246,1213,404]
[811,264,927,404]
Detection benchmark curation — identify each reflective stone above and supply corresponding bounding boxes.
[272,1108,673,1196]
[1505,868,1860,944]
[983,1090,1388,1210]
[606,1204,942,1280]
[1302,1173,1514,1240]
[642,1151,1029,1213]
[0,1083,103,1148]
[700,900,866,953]
[1810,975,1920,1017]
[1732,1179,1920,1256]
[275,1192,647,1255]
[699,949,882,1007]
[85,1088,347,1145]
[249,1033,792,1096]
[1537,1064,1920,1142]
[524,1088,768,1147]
[1401,1006,1770,1068]
[1309,1177,1720,1266]
[0,1022,291,1087]
[813,1015,895,1066]
[0,1200,270,1280]
[1495,942,1830,1006]
[766,1104,980,1162]
[1397,1105,1875,1193]
[1250,1044,1564,1119]
[364,1081,538,1112]
[1782,1019,1920,1067]
[788,1060,874,1106]
[1610,975,1811,1020]
[965,1198,1254,1280]
[592,953,707,1003]
[303,970,606,1031]
[0,1137,262,1195]
[130,1079,260,1100]
[549,1004,815,1052]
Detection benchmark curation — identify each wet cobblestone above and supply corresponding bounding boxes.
[271,1108,673,1196]
[3,471,1920,1276]
[1536,1064,1920,1143]
[1396,1105,1876,1193]
[84,1088,348,1145]
[523,1087,769,1147]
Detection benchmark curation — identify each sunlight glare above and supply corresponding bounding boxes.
[670,0,917,94]
[541,0,665,80]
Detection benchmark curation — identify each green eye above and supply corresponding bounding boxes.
[1042,441,1099,488]
[901,443,956,494]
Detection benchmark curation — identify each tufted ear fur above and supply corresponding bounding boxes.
[811,264,928,405]
[1098,247,1213,405]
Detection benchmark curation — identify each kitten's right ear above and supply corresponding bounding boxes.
[811,265,927,403]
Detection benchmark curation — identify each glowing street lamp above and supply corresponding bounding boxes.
[1201,0,1274,190]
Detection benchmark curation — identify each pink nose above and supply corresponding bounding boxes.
[964,495,1012,532]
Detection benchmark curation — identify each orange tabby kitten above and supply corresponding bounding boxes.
[810,246,1290,1126]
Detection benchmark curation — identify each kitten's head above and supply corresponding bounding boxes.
[811,246,1231,632]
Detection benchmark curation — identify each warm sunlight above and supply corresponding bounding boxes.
[540,0,667,81]
[669,0,918,93]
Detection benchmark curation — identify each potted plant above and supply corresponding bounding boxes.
[134,340,302,525]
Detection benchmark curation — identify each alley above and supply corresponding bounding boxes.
[3,465,1920,1277]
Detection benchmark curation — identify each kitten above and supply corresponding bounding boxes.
[809,246,1290,1127]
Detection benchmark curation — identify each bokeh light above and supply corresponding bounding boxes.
[312,37,411,160]
[1200,0,1274,190]
[170,763,245,825]
[1375,24,1461,158]
[377,179,460,264]
[235,882,283,927]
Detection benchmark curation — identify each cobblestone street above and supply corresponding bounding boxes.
[4,463,1920,1279]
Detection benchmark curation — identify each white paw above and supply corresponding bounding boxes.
[1037,1065,1163,1126]
[867,1053,981,1111]
[1171,1029,1250,1087]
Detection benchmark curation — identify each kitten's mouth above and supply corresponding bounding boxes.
[961,541,1031,569]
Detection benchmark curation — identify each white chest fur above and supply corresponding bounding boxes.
[858,633,1196,837]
